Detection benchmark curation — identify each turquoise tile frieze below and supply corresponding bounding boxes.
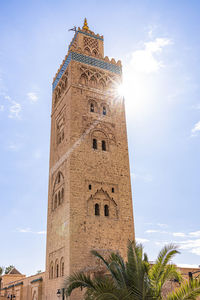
[77,30,104,41]
[52,52,72,91]
[72,52,121,74]
[52,51,121,91]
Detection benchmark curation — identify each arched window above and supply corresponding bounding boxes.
[112,187,115,193]
[90,103,94,112]
[50,263,53,279]
[58,191,61,205]
[56,263,59,278]
[102,140,106,151]
[104,205,109,217]
[61,262,64,276]
[61,187,64,200]
[54,194,57,209]
[95,203,100,216]
[89,184,92,190]
[93,139,97,150]
[58,173,60,183]
[103,106,106,115]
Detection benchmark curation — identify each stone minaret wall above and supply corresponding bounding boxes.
[45,20,135,300]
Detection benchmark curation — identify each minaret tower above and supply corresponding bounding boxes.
[45,19,135,300]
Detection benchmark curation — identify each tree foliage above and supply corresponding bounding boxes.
[63,241,200,300]
[4,265,15,274]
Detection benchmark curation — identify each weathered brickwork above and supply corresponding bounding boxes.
[45,20,135,300]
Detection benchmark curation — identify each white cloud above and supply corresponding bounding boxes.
[189,231,200,237]
[7,142,21,151]
[27,92,38,103]
[18,228,31,233]
[191,121,200,137]
[17,228,46,235]
[146,229,160,233]
[36,231,46,235]
[130,38,171,73]
[0,104,4,111]
[131,172,153,182]
[9,101,22,119]
[173,232,186,237]
[177,239,200,256]
[157,223,168,228]
[4,95,11,101]
[136,237,149,243]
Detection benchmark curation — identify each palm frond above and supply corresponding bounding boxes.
[166,278,200,300]
[62,272,95,296]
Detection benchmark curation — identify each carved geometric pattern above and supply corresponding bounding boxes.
[84,37,99,56]
[82,116,116,145]
[87,188,118,219]
[56,111,65,145]
[79,65,116,90]
[54,70,68,106]
[52,171,64,211]
[52,51,121,91]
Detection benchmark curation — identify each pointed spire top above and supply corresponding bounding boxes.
[83,18,89,31]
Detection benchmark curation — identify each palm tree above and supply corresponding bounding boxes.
[63,241,200,300]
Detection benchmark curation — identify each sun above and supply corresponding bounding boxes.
[117,84,126,97]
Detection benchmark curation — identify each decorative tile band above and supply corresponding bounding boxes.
[77,30,104,41]
[53,52,121,91]
[31,277,43,284]
[72,52,121,74]
[52,52,72,91]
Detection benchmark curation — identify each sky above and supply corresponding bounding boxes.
[0,0,200,276]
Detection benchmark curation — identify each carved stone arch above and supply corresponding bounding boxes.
[80,73,88,85]
[60,257,64,277]
[99,78,106,89]
[55,259,59,278]
[88,99,98,113]
[87,188,118,218]
[53,171,64,192]
[32,291,37,300]
[92,48,98,57]
[89,75,97,87]
[84,46,91,55]
[100,102,110,116]
[49,261,54,279]
[91,129,109,151]
[52,171,65,211]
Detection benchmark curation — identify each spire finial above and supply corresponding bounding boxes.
[83,18,89,30]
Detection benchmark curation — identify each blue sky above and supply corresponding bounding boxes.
[0,0,200,275]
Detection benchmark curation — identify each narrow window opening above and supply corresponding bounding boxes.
[54,195,57,209]
[58,173,60,183]
[93,139,97,150]
[61,262,64,277]
[104,205,109,217]
[89,184,92,190]
[56,264,59,278]
[58,191,61,205]
[102,140,106,151]
[61,188,64,200]
[90,103,94,112]
[103,106,106,115]
[112,187,115,193]
[95,203,100,216]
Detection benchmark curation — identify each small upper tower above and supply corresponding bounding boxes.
[45,19,134,300]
